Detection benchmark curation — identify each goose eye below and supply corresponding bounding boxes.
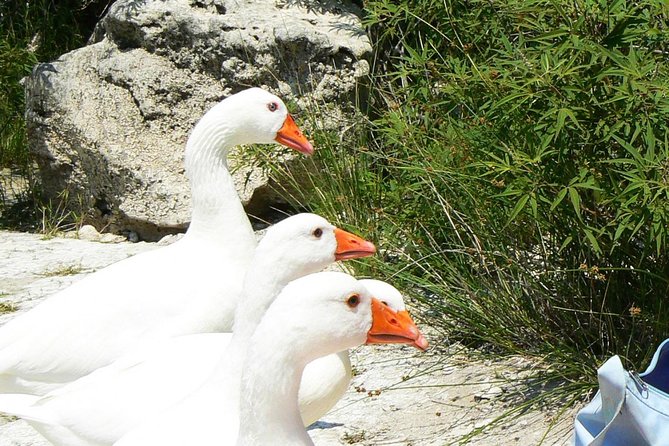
[267,102,279,112]
[381,301,389,307]
[312,228,323,238]
[347,294,360,308]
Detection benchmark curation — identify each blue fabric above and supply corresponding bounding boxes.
[641,338,669,395]
[573,339,669,446]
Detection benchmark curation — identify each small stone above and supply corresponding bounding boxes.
[474,418,493,429]
[157,233,184,246]
[474,386,504,402]
[99,233,127,244]
[127,231,139,243]
[77,225,100,242]
[487,386,504,397]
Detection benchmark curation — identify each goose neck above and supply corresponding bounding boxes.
[232,252,306,338]
[236,335,313,446]
[214,252,299,398]
[183,114,254,246]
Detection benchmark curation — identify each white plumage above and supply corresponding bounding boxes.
[0,87,313,395]
[115,272,426,446]
[0,213,377,445]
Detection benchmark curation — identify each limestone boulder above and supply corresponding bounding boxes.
[25,0,371,240]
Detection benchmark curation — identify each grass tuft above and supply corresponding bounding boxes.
[0,1,109,226]
[0,301,18,314]
[40,263,84,277]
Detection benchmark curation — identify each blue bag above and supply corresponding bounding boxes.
[574,338,669,445]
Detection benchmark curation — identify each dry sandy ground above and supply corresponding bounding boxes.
[0,230,576,445]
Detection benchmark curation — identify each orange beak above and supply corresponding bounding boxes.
[366,298,429,351]
[334,228,376,261]
[275,114,314,156]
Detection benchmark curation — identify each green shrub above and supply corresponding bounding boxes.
[270,0,669,428]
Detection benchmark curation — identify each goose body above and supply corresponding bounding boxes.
[0,213,377,446]
[115,272,427,446]
[0,87,313,395]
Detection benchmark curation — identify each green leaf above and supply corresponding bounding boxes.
[612,134,644,164]
[583,229,601,255]
[558,235,573,253]
[529,194,538,218]
[613,218,630,242]
[646,121,656,161]
[568,187,581,218]
[551,187,568,211]
[507,194,530,225]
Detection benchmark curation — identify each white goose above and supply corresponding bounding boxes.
[0,213,377,446]
[298,278,416,426]
[0,87,313,395]
[115,272,426,446]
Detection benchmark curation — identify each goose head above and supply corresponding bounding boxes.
[359,279,429,351]
[254,213,376,281]
[262,272,426,361]
[235,214,376,337]
[191,87,313,156]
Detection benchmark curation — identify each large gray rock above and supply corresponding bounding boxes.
[25,0,371,240]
